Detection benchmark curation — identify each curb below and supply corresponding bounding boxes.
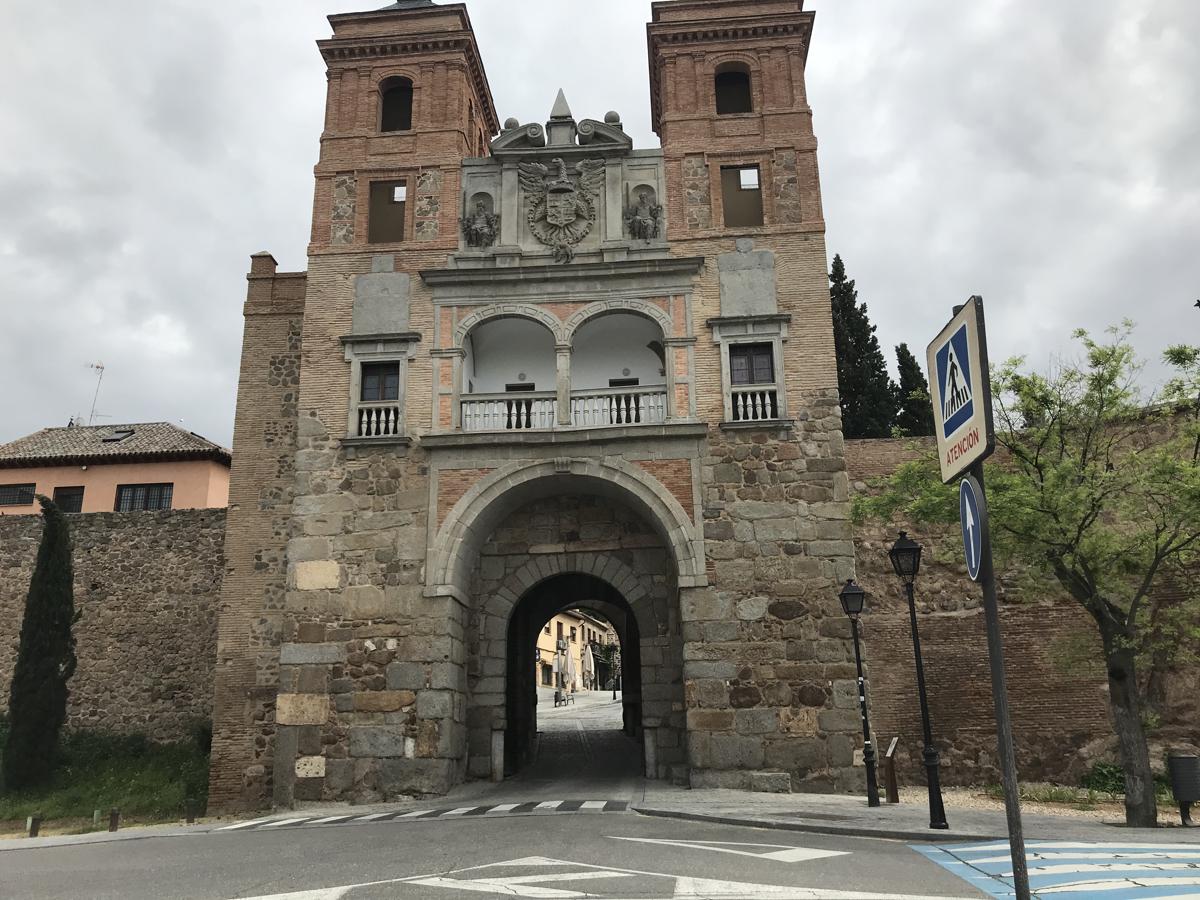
[631,805,1002,844]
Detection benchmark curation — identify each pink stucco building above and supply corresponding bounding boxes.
[0,422,230,515]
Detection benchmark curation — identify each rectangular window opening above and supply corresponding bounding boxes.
[361,362,401,403]
[368,180,408,244]
[570,627,577,643]
[721,165,764,227]
[505,383,536,393]
[730,343,776,386]
[608,377,640,388]
[53,486,85,514]
[0,483,36,507]
[114,483,174,512]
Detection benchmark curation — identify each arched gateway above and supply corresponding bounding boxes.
[429,459,703,783]
[210,0,860,814]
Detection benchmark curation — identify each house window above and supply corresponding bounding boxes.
[361,363,401,403]
[114,483,173,512]
[53,486,85,514]
[570,627,577,643]
[0,483,35,507]
[544,623,551,635]
[715,63,753,115]
[368,180,407,244]
[721,166,764,227]
[609,377,639,388]
[379,77,414,133]
[556,621,563,640]
[102,428,134,443]
[541,664,553,686]
[730,343,775,386]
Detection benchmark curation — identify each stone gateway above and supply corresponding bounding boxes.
[209,0,858,812]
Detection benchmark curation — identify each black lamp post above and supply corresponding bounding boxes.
[889,531,949,830]
[839,579,880,808]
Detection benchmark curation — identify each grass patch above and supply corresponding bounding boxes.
[0,719,209,828]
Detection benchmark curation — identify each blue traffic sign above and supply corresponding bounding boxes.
[960,477,985,582]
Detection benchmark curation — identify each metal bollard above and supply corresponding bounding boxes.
[108,808,120,832]
[26,815,42,838]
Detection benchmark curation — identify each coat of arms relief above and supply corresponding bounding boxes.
[519,157,606,263]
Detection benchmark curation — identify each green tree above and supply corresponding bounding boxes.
[830,254,897,438]
[894,343,935,436]
[2,497,78,789]
[857,325,1200,828]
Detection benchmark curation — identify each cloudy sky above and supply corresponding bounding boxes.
[1,1,1196,447]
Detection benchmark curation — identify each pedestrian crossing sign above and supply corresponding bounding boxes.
[927,296,995,483]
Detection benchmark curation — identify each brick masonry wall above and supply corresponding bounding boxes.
[0,509,224,742]
[847,439,1123,785]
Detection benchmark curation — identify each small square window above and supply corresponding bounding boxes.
[739,168,760,190]
[393,185,407,203]
[730,343,775,386]
[53,486,85,514]
[369,180,408,244]
[361,362,401,403]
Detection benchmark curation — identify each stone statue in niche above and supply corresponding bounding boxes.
[461,199,499,249]
[625,190,663,241]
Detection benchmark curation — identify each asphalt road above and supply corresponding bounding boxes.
[0,810,985,899]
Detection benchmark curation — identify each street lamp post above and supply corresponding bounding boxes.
[889,531,949,830]
[839,579,880,808]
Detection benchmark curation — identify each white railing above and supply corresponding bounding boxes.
[731,385,780,422]
[461,392,557,432]
[358,402,403,437]
[571,386,668,428]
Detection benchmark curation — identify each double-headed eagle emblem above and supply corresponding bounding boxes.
[519,157,605,263]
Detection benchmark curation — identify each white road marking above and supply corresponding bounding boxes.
[953,840,1200,852]
[441,807,481,817]
[970,850,1200,864]
[487,803,522,814]
[394,809,433,818]
[610,836,849,864]
[1037,876,1200,894]
[1010,862,1200,877]
[535,801,563,810]
[581,801,608,810]
[218,817,276,831]
[306,815,355,826]
[259,818,311,829]
[354,812,393,821]
[239,890,353,900]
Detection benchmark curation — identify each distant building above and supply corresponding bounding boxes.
[0,423,231,515]
[535,610,618,692]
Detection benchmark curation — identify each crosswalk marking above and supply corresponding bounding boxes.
[918,840,1200,899]
[216,799,628,832]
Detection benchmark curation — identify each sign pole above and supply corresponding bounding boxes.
[971,461,1030,898]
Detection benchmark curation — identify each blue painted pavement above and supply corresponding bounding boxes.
[915,840,1200,898]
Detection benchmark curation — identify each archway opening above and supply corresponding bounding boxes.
[504,574,643,780]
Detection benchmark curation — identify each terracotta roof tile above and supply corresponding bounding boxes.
[0,423,231,468]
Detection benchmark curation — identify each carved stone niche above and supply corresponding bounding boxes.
[625,184,663,242]
[461,192,499,250]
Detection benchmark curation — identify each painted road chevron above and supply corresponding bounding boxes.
[917,840,1200,898]
[217,800,629,831]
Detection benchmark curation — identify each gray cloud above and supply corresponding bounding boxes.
[1,0,1195,447]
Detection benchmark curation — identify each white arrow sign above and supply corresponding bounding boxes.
[964,501,976,572]
[609,837,848,864]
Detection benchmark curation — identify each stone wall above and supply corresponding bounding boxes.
[0,508,224,742]
[846,438,1140,786]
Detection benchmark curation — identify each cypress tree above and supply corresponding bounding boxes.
[2,497,78,789]
[830,254,897,437]
[894,343,936,436]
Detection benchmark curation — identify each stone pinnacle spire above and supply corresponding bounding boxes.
[550,89,573,121]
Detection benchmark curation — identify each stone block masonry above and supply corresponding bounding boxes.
[0,508,225,742]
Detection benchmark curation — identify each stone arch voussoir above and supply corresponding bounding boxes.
[563,299,673,343]
[454,303,567,346]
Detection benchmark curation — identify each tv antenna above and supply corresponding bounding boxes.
[87,362,106,426]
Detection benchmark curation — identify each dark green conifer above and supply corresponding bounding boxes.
[2,497,78,789]
[830,254,897,437]
[894,343,936,436]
